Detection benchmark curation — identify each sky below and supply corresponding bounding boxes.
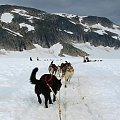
[0,0,120,25]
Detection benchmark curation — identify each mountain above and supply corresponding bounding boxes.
[0,5,120,57]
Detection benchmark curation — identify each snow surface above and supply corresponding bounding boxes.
[0,43,120,120]
[90,23,120,37]
[0,43,63,58]
[64,30,74,34]
[72,42,120,59]
[19,23,35,31]
[2,27,23,37]
[0,13,14,23]
[94,30,107,35]
[11,9,43,20]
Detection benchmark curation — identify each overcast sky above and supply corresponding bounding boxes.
[0,0,120,25]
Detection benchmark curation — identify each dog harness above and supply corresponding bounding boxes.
[45,74,53,86]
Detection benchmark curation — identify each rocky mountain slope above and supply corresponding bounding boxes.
[0,5,120,56]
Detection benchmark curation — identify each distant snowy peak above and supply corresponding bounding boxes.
[11,8,44,21]
[0,7,45,31]
[53,13,85,24]
[54,13,120,40]
[0,11,35,32]
[11,9,28,14]
[53,13,82,18]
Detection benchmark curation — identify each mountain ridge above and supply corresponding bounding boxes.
[0,5,120,57]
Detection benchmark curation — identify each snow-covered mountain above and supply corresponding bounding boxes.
[54,13,120,39]
[0,42,120,59]
[0,5,120,57]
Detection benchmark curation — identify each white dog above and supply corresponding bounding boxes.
[64,65,74,87]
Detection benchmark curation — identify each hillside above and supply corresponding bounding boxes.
[0,5,120,57]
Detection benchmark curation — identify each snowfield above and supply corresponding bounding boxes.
[0,44,120,120]
[0,58,120,120]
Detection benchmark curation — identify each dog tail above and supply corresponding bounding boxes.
[30,67,39,84]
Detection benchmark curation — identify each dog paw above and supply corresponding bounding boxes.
[38,100,42,104]
[49,102,53,104]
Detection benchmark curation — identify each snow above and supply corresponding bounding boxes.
[0,13,14,23]
[84,28,89,32]
[80,22,120,39]
[53,13,77,18]
[19,23,35,31]
[11,9,43,20]
[53,13,86,20]
[72,42,120,59]
[54,13,120,40]
[0,43,120,120]
[64,30,74,34]
[11,9,28,15]
[2,27,23,37]
[94,30,107,35]
[90,23,120,37]
[54,13,86,25]
[112,36,119,40]
[0,43,63,58]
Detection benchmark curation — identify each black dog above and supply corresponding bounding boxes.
[30,67,62,108]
